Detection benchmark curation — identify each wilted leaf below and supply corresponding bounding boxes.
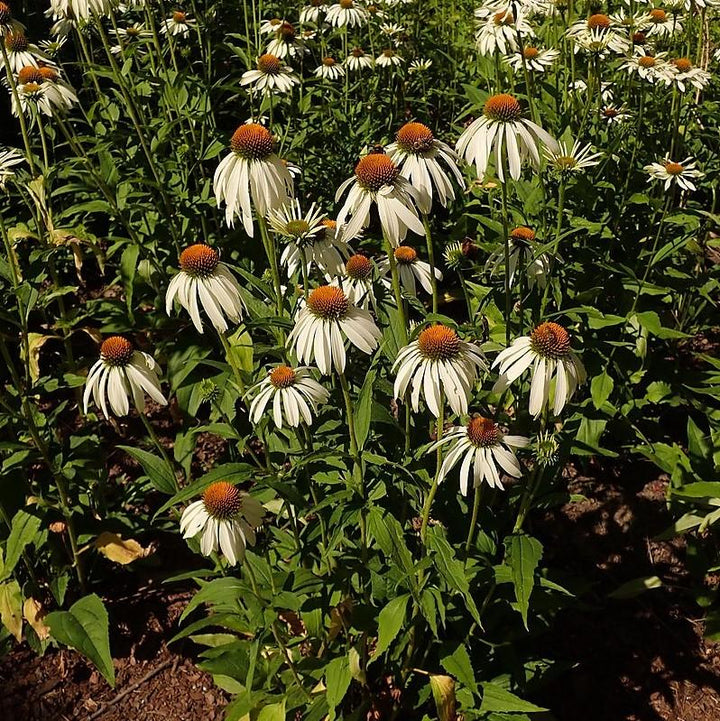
[429,674,456,721]
[23,333,58,382]
[0,581,23,641]
[23,597,50,640]
[94,532,152,565]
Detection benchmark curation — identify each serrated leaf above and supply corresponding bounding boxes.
[440,643,477,693]
[480,683,547,713]
[504,534,543,629]
[46,594,115,686]
[370,594,409,665]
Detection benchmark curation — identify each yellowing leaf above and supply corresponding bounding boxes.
[0,580,23,642]
[429,674,456,721]
[23,597,50,640]
[94,532,152,564]
[23,333,58,383]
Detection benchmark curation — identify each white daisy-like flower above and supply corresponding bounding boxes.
[379,245,442,297]
[493,322,586,418]
[0,2,24,38]
[644,156,703,192]
[380,22,405,43]
[335,254,377,309]
[31,65,77,113]
[300,1,327,23]
[287,285,382,375]
[671,57,711,92]
[2,31,44,73]
[0,146,23,188]
[544,139,602,176]
[429,416,529,494]
[326,0,368,28]
[621,50,676,85]
[393,324,487,418]
[486,226,550,290]
[569,79,615,104]
[83,336,167,419]
[335,151,425,246]
[248,365,329,428]
[346,46,373,72]
[641,8,682,37]
[475,9,533,57]
[269,202,350,277]
[386,121,464,214]
[48,0,114,22]
[161,11,196,38]
[38,36,67,57]
[567,14,630,55]
[166,244,246,334]
[214,122,293,235]
[375,48,403,67]
[600,104,632,124]
[456,93,558,182]
[265,21,307,59]
[408,58,432,73]
[9,75,52,117]
[505,45,560,73]
[241,53,299,95]
[259,17,285,34]
[110,23,152,55]
[314,56,345,80]
[180,482,264,566]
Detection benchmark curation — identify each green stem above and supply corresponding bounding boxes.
[465,483,482,554]
[420,396,444,543]
[140,413,180,492]
[422,214,439,315]
[500,177,512,344]
[383,234,409,344]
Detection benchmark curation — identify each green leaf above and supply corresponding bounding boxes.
[354,368,377,451]
[1,509,41,581]
[607,575,662,599]
[687,417,710,462]
[480,683,547,713]
[0,580,23,641]
[591,371,614,410]
[504,534,543,629]
[440,643,477,693]
[46,594,115,686]
[117,445,177,495]
[325,655,352,721]
[370,594,409,665]
[257,700,286,721]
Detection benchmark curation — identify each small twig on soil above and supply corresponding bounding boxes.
[87,657,174,720]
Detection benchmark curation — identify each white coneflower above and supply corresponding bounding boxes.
[505,46,560,73]
[288,285,382,375]
[0,2,24,38]
[375,48,403,67]
[386,121,464,214]
[269,203,349,277]
[408,58,432,73]
[642,8,682,37]
[110,23,151,55]
[600,104,632,124]
[456,93,558,182]
[335,151,425,246]
[346,46,373,72]
[380,22,406,43]
[248,365,329,428]
[83,336,167,419]
[166,243,246,334]
[429,416,529,494]
[475,9,533,57]
[161,11,195,38]
[671,57,711,92]
[326,0,368,28]
[300,1,328,23]
[567,13,630,55]
[241,53,299,95]
[336,254,377,309]
[2,31,44,73]
[33,65,77,112]
[259,17,285,34]
[644,157,703,192]
[0,146,23,188]
[38,37,67,58]
[48,0,114,21]
[379,245,442,297]
[180,482,264,565]
[569,79,615,104]
[10,72,52,117]
[486,226,550,290]
[621,51,676,85]
[315,56,345,80]
[493,322,586,418]
[544,139,602,176]
[265,21,306,59]
[214,122,294,235]
[393,324,487,417]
